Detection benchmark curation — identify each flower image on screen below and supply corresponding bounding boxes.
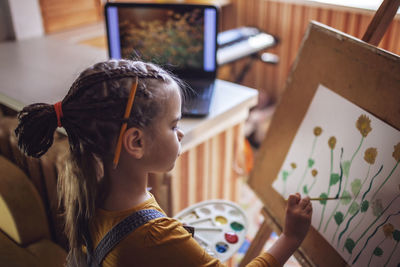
[118,8,204,69]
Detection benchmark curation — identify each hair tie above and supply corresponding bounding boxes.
[54,101,63,127]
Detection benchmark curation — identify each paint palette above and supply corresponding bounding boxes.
[174,200,247,262]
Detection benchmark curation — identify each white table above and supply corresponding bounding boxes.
[0,37,258,215]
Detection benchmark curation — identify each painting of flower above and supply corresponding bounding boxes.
[272,84,400,266]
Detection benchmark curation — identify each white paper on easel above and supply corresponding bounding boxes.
[272,84,400,266]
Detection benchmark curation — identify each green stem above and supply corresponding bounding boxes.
[324,137,364,233]
[343,137,364,194]
[347,213,365,239]
[352,209,400,265]
[355,195,400,245]
[346,165,383,239]
[296,137,317,192]
[367,237,385,267]
[384,240,399,267]
[318,149,333,231]
[282,169,294,196]
[350,137,364,164]
[367,254,373,267]
[307,179,317,194]
[283,181,286,196]
[371,161,399,201]
[334,147,345,199]
[333,165,371,245]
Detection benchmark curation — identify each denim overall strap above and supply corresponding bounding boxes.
[88,209,165,267]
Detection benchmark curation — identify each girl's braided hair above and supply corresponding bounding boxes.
[14,59,185,266]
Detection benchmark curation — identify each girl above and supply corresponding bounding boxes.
[15,59,312,267]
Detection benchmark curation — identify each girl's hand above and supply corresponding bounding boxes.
[283,193,312,245]
[267,193,312,265]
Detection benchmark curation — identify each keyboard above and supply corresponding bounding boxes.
[217,27,277,65]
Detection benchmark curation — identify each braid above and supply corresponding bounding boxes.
[15,103,57,157]
[14,59,186,267]
[67,61,168,102]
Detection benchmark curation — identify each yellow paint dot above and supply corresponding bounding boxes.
[215,216,228,225]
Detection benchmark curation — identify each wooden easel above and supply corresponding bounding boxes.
[240,1,400,266]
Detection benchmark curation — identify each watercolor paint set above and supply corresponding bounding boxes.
[174,200,248,262]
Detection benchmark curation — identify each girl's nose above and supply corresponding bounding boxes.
[177,129,184,142]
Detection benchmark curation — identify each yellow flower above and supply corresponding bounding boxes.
[356,114,372,137]
[311,169,318,177]
[364,147,378,164]
[314,126,322,136]
[328,136,336,149]
[290,163,297,169]
[393,142,400,162]
[383,223,394,238]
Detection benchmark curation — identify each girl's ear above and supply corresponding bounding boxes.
[123,127,145,159]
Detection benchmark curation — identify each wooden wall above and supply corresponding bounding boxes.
[37,0,400,99]
[225,0,400,101]
[39,0,102,33]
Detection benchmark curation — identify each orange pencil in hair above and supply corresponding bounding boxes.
[113,77,138,169]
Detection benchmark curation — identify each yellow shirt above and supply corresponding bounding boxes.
[89,194,279,267]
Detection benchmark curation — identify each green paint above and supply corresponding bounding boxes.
[308,158,315,168]
[282,170,289,181]
[303,185,308,194]
[336,165,372,247]
[348,202,359,215]
[367,238,385,266]
[319,193,328,205]
[230,222,244,231]
[373,247,383,256]
[296,136,318,193]
[346,165,383,239]
[384,241,399,267]
[354,196,400,257]
[394,230,400,241]
[372,199,384,217]
[324,137,364,233]
[371,161,399,201]
[334,211,344,226]
[307,178,317,194]
[340,191,352,205]
[318,148,334,231]
[361,200,369,212]
[342,160,351,177]
[351,179,362,196]
[330,173,340,186]
[344,238,355,253]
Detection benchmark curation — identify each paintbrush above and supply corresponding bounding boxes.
[285,196,351,201]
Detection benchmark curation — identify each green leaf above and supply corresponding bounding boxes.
[344,238,355,253]
[348,202,359,215]
[330,173,340,186]
[373,247,383,256]
[393,230,400,242]
[361,200,369,212]
[351,179,362,196]
[319,193,328,205]
[308,158,315,168]
[334,211,344,225]
[372,199,384,217]
[340,191,352,205]
[303,185,308,194]
[282,170,289,181]
[343,160,351,177]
